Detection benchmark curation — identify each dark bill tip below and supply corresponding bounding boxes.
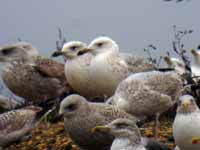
[51,51,63,57]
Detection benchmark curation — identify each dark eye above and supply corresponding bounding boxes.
[116,123,126,129]
[97,43,103,47]
[178,63,183,67]
[66,104,76,112]
[22,45,29,49]
[177,100,182,106]
[1,49,12,55]
[70,46,77,51]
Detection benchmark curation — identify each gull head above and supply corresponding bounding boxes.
[163,56,187,75]
[52,41,88,59]
[0,42,39,62]
[177,95,199,113]
[91,118,140,140]
[87,36,119,55]
[0,99,9,109]
[191,49,200,64]
[59,94,89,118]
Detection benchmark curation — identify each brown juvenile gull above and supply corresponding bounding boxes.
[0,42,70,105]
[173,95,200,150]
[59,94,137,150]
[0,94,23,111]
[92,118,170,150]
[51,41,98,99]
[110,71,183,138]
[0,106,42,149]
[87,36,155,98]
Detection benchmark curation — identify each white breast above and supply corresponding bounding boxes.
[111,138,146,150]
[90,51,130,97]
[173,112,200,150]
[65,54,95,98]
[191,65,200,77]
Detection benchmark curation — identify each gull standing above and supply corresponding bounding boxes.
[110,71,183,138]
[87,36,155,98]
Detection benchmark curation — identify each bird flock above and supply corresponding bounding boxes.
[0,36,200,150]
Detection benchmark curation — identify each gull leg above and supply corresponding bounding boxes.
[154,113,160,139]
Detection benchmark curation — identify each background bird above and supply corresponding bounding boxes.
[59,94,137,150]
[0,42,71,105]
[92,118,170,150]
[173,95,200,150]
[163,55,188,76]
[0,95,23,112]
[52,41,99,100]
[110,71,183,138]
[191,49,200,77]
[87,36,155,98]
[0,106,42,149]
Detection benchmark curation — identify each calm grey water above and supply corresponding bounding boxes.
[0,0,199,97]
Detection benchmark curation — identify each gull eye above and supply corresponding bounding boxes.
[66,104,76,112]
[96,43,103,47]
[22,45,29,49]
[1,49,13,55]
[70,46,77,51]
[116,123,127,129]
[177,63,183,68]
[177,100,182,106]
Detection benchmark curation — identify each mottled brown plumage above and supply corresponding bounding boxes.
[59,94,137,150]
[111,71,183,117]
[0,106,41,148]
[0,42,71,104]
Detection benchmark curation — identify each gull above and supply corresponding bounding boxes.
[0,42,70,105]
[52,41,101,100]
[87,36,155,98]
[92,118,170,150]
[59,94,137,150]
[0,106,42,149]
[110,71,183,138]
[173,95,200,150]
[191,49,200,77]
[163,55,187,76]
[0,95,23,111]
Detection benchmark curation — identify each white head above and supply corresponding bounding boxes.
[52,41,88,59]
[87,36,119,55]
[177,95,199,113]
